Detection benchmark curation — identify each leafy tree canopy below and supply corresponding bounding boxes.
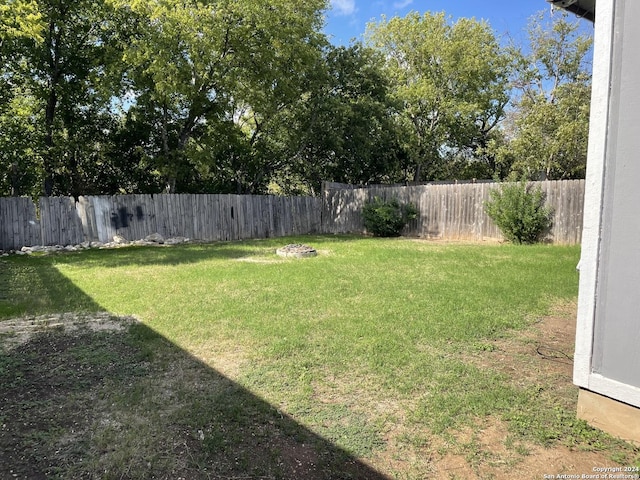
[365,12,511,182]
[489,11,592,180]
[0,5,591,198]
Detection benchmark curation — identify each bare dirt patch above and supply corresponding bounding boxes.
[0,312,138,350]
[463,302,577,390]
[425,302,625,479]
[427,420,619,479]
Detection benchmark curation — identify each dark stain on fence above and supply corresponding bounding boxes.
[111,207,134,230]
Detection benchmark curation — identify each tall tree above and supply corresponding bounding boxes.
[366,12,510,182]
[1,0,43,196]
[491,11,592,180]
[109,0,327,193]
[274,43,405,194]
[2,0,120,197]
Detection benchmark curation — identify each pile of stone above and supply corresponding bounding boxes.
[275,243,318,258]
[1,233,190,256]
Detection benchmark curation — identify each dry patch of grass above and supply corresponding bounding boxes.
[0,312,138,350]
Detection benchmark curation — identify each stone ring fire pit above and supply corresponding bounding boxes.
[276,244,317,258]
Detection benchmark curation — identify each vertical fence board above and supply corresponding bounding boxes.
[0,198,40,249]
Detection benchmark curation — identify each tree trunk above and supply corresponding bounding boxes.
[10,162,19,197]
[161,104,177,193]
[413,163,422,183]
[43,86,57,196]
[43,18,61,197]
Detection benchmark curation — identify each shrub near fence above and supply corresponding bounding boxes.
[321,180,585,244]
[0,194,322,251]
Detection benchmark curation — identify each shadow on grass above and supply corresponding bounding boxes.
[0,256,104,317]
[0,252,388,480]
[38,234,362,269]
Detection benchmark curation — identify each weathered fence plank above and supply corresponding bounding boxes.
[0,197,40,248]
[39,197,84,247]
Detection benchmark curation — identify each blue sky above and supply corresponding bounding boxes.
[323,0,594,46]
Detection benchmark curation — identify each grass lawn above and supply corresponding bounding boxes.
[1,235,638,478]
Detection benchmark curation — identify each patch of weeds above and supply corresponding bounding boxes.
[397,431,431,449]
[470,341,497,352]
[504,409,562,446]
[0,353,25,387]
[0,327,156,479]
[561,417,640,467]
[459,435,486,467]
[503,404,637,459]
[310,404,386,457]
[610,449,640,468]
[411,357,526,433]
[504,435,530,456]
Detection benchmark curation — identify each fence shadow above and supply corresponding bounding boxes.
[38,235,362,269]
[0,256,389,480]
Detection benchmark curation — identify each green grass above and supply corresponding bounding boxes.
[1,235,638,478]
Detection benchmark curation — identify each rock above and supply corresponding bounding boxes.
[4,234,194,256]
[113,234,127,244]
[145,233,165,244]
[276,244,317,258]
[164,236,189,245]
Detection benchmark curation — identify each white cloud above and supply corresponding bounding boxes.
[393,0,413,8]
[331,0,357,16]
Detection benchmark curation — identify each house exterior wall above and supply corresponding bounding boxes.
[574,0,640,423]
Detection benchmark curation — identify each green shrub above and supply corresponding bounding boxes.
[484,180,553,244]
[362,196,418,237]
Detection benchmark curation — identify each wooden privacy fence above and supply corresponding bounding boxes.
[321,180,585,244]
[0,194,321,251]
[1,180,585,250]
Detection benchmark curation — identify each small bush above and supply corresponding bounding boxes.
[362,196,418,237]
[484,180,553,244]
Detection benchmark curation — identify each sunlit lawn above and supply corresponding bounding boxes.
[2,235,637,478]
